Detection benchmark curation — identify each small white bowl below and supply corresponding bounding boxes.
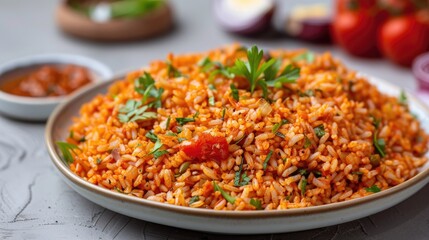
[0,54,112,121]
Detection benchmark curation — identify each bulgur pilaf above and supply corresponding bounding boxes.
[59,44,429,210]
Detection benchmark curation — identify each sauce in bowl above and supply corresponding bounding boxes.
[0,64,92,97]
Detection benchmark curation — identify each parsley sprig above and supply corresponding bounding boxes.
[134,72,164,108]
[234,159,251,187]
[213,181,236,204]
[118,99,157,123]
[148,139,169,158]
[56,142,80,165]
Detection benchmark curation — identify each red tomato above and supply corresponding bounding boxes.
[332,10,383,57]
[181,133,229,162]
[378,13,429,66]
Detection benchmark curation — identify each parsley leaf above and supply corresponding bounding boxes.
[234,159,251,187]
[221,108,226,120]
[213,181,236,204]
[250,198,262,210]
[229,45,276,94]
[176,161,190,177]
[165,116,171,130]
[145,130,158,142]
[118,99,157,123]
[56,142,79,165]
[266,64,300,88]
[304,135,312,148]
[371,115,381,128]
[167,62,182,78]
[262,150,274,170]
[272,119,289,133]
[189,196,200,205]
[176,112,199,126]
[293,51,315,63]
[314,125,325,138]
[366,185,381,193]
[373,132,386,157]
[208,96,215,106]
[198,57,233,79]
[300,176,308,195]
[134,72,164,108]
[275,132,286,139]
[230,84,239,101]
[399,90,407,105]
[148,139,168,158]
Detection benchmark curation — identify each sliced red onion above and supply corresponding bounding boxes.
[213,0,275,35]
[285,4,332,43]
[413,52,429,92]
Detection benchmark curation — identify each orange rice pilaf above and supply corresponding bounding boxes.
[64,44,429,210]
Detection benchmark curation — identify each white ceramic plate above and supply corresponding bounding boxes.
[45,74,429,234]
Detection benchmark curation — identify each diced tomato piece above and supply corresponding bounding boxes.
[181,133,229,162]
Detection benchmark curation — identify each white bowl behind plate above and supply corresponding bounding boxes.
[0,53,112,121]
[45,74,429,234]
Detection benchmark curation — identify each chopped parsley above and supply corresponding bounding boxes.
[250,198,262,210]
[177,137,186,143]
[208,96,215,106]
[213,181,236,204]
[145,130,158,143]
[370,115,381,128]
[262,150,274,170]
[304,135,312,148]
[165,116,171,130]
[370,154,381,167]
[56,142,79,165]
[230,84,239,101]
[96,158,102,164]
[198,57,234,79]
[176,162,190,177]
[298,169,308,176]
[314,125,325,138]
[366,185,381,193]
[134,72,164,108]
[300,176,307,195]
[265,64,300,89]
[208,83,216,90]
[272,119,289,134]
[373,132,386,157]
[221,108,226,120]
[166,62,182,78]
[176,112,199,126]
[275,132,286,139]
[69,130,74,139]
[399,90,407,105]
[118,99,157,123]
[78,136,86,143]
[292,51,315,63]
[234,159,251,187]
[148,139,168,158]
[189,196,200,205]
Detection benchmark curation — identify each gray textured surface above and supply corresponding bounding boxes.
[0,0,428,239]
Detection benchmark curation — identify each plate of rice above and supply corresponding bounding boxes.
[45,44,429,234]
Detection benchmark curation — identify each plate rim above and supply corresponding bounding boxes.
[45,72,429,219]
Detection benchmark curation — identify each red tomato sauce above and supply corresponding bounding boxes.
[181,132,229,163]
[0,65,92,97]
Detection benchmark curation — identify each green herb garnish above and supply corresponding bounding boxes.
[293,51,315,63]
[176,162,190,177]
[265,64,300,88]
[134,72,164,108]
[370,114,381,128]
[234,159,251,187]
[300,176,307,195]
[167,62,182,78]
[148,139,168,158]
[272,119,289,133]
[96,158,102,164]
[373,132,386,157]
[314,125,325,138]
[189,196,200,205]
[370,154,381,167]
[399,90,407,105]
[213,181,236,204]
[208,83,216,90]
[229,45,277,94]
[275,132,286,139]
[56,142,79,165]
[69,130,74,139]
[304,135,312,148]
[262,150,274,170]
[177,137,186,143]
[145,130,158,143]
[230,84,239,101]
[208,96,215,106]
[176,112,199,126]
[78,136,86,143]
[221,108,226,120]
[165,116,171,130]
[366,185,381,193]
[198,57,234,79]
[118,99,157,123]
[250,198,262,210]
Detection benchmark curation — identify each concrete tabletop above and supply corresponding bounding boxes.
[1,0,428,239]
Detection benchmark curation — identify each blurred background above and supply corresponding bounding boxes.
[1,0,428,94]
